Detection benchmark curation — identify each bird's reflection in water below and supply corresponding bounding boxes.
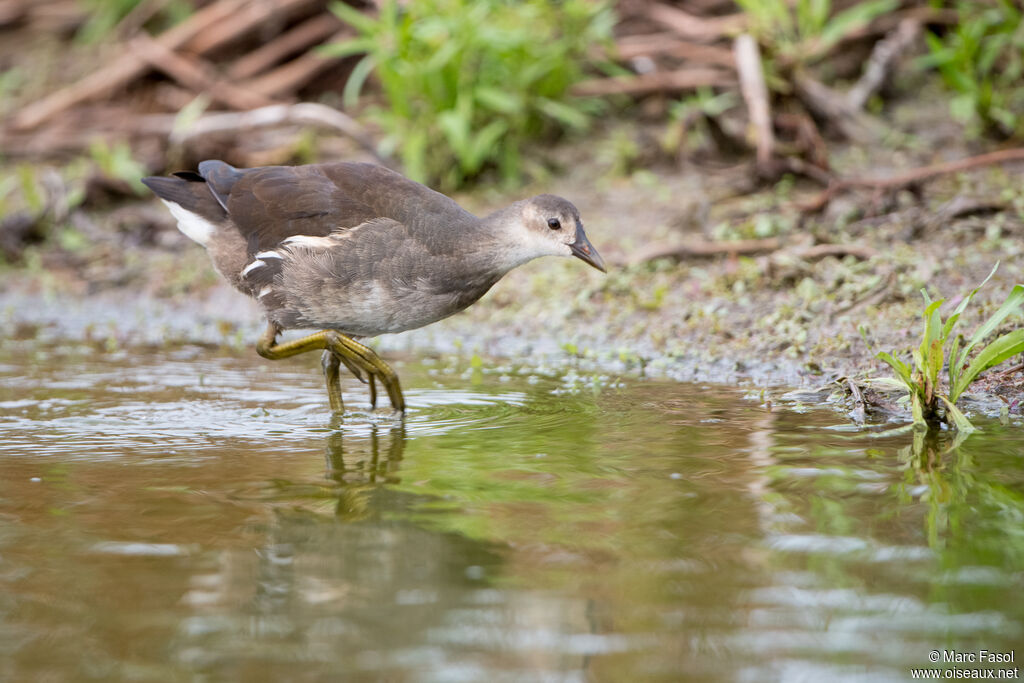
[321,422,407,520]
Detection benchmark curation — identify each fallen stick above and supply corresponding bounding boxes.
[629,237,781,265]
[180,0,324,56]
[228,12,342,79]
[157,102,383,161]
[847,18,920,111]
[114,0,172,39]
[789,243,877,260]
[775,112,829,170]
[572,67,735,97]
[615,34,737,68]
[798,148,1024,213]
[734,33,773,170]
[0,0,26,28]
[242,31,349,99]
[10,0,249,129]
[846,378,867,424]
[793,72,881,143]
[647,3,745,41]
[130,33,276,110]
[991,362,1024,378]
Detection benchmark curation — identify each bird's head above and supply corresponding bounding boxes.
[509,194,606,273]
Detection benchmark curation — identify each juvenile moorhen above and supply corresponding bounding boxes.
[143,160,605,413]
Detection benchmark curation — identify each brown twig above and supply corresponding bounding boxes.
[992,362,1024,378]
[629,237,781,265]
[9,0,326,129]
[130,33,276,110]
[790,243,877,260]
[241,31,349,99]
[0,0,27,28]
[798,148,1024,213]
[114,0,172,39]
[615,34,737,68]
[647,3,745,41]
[734,33,773,171]
[775,112,829,171]
[846,378,867,424]
[154,103,385,162]
[228,12,343,80]
[180,0,323,56]
[631,237,875,266]
[793,71,881,143]
[572,67,735,97]
[847,19,920,111]
[10,0,249,129]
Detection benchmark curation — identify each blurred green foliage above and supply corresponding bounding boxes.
[735,0,896,89]
[88,139,148,195]
[325,0,614,189]
[76,0,192,44]
[921,0,1024,139]
[874,264,1024,433]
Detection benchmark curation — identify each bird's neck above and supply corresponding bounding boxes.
[475,201,541,274]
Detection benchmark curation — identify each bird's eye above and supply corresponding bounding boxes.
[547,218,561,230]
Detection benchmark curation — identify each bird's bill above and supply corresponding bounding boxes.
[569,228,607,272]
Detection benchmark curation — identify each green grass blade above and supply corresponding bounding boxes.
[342,55,377,108]
[919,299,945,371]
[819,0,897,52]
[876,351,913,388]
[866,377,913,392]
[330,0,380,34]
[926,337,944,389]
[948,332,964,398]
[466,120,510,173]
[949,261,1000,320]
[318,38,376,59]
[910,392,926,428]
[535,97,590,131]
[912,347,926,377]
[940,311,961,341]
[951,329,1024,401]
[959,283,1024,362]
[939,395,977,433]
[475,87,523,115]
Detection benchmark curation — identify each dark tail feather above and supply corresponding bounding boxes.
[141,175,227,223]
[198,160,244,212]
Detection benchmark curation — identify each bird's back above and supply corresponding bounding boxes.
[142,160,478,293]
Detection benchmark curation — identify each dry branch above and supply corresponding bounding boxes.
[793,72,881,142]
[114,0,173,39]
[179,0,323,56]
[242,31,348,98]
[847,18,920,111]
[0,0,26,27]
[573,67,735,97]
[734,34,773,169]
[615,34,736,68]
[146,103,382,159]
[10,0,250,129]
[228,12,342,79]
[130,33,276,110]
[799,148,1024,213]
[647,3,745,41]
[630,237,781,265]
[790,244,876,260]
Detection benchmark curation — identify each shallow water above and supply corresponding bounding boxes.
[1,341,1022,682]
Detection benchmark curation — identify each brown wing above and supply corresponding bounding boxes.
[200,161,382,255]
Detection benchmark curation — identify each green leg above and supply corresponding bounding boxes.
[257,323,405,413]
[320,350,344,414]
